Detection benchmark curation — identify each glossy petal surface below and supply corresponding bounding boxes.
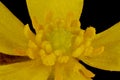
[26,0,83,25]
[0,60,51,80]
[0,2,28,56]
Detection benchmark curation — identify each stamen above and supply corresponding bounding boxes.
[73,63,95,78]
[70,20,81,34]
[84,46,93,56]
[73,31,84,47]
[35,30,44,45]
[32,17,43,33]
[39,49,46,57]
[73,63,82,72]
[54,50,63,56]
[72,45,84,57]
[55,19,65,29]
[79,64,95,78]
[58,56,69,63]
[24,24,35,40]
[28,40,38,51]
[44,23,54,33]
[84,39,92,47]
[84,27,96,39]
[40,53,56,66]
[65,12,74,28]
[26,48,35,59]
[45,11,53,24]
[71,20,80,28]
[44,42,52,53]
[41,41,52,53]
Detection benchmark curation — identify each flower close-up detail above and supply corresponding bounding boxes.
[0,0,120,80]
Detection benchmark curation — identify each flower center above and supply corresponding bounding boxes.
[47,28,73,52]
[21,13,104,66]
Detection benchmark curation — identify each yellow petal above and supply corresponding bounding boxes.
[0,2,28,56]
[81,22,120,71]
[55,59,92,80]
[0,60,51,80]
[26,0,83,25]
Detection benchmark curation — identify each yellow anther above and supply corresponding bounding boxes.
[66,19,81,34]
[73,63,82,72]
[45,11,53,24]
[84,39,92,47]
[80,64,95,78]
[41,53,56,66]
[39,47,55,66]
[39,49,46,56]
[44,23,54,33]
[45,42,52,53]
[84,27,96,39]
[93,46,104,56]
[70,20,80,33]
[41,41,49,48]
[54,50,63,56]
[84,46,93,56]
[41,41,52,53]
[28,40,38,50]
[26,48,35,59]
[35,30,43,45]
[82,69,95,78]
[73,35,83,47]
[65,12,74,27]
[32,17,43,33]
[72,45,84,57]
[74,36,82,47]
[58,56,69,63]
[73,63,95,78]
[24,24,35,40]
[71,20,80,28]
[55,19,65,29]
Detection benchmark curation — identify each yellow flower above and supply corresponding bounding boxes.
[0,0,120,80]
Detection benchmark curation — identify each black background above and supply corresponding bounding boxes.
[1,0,120,80]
